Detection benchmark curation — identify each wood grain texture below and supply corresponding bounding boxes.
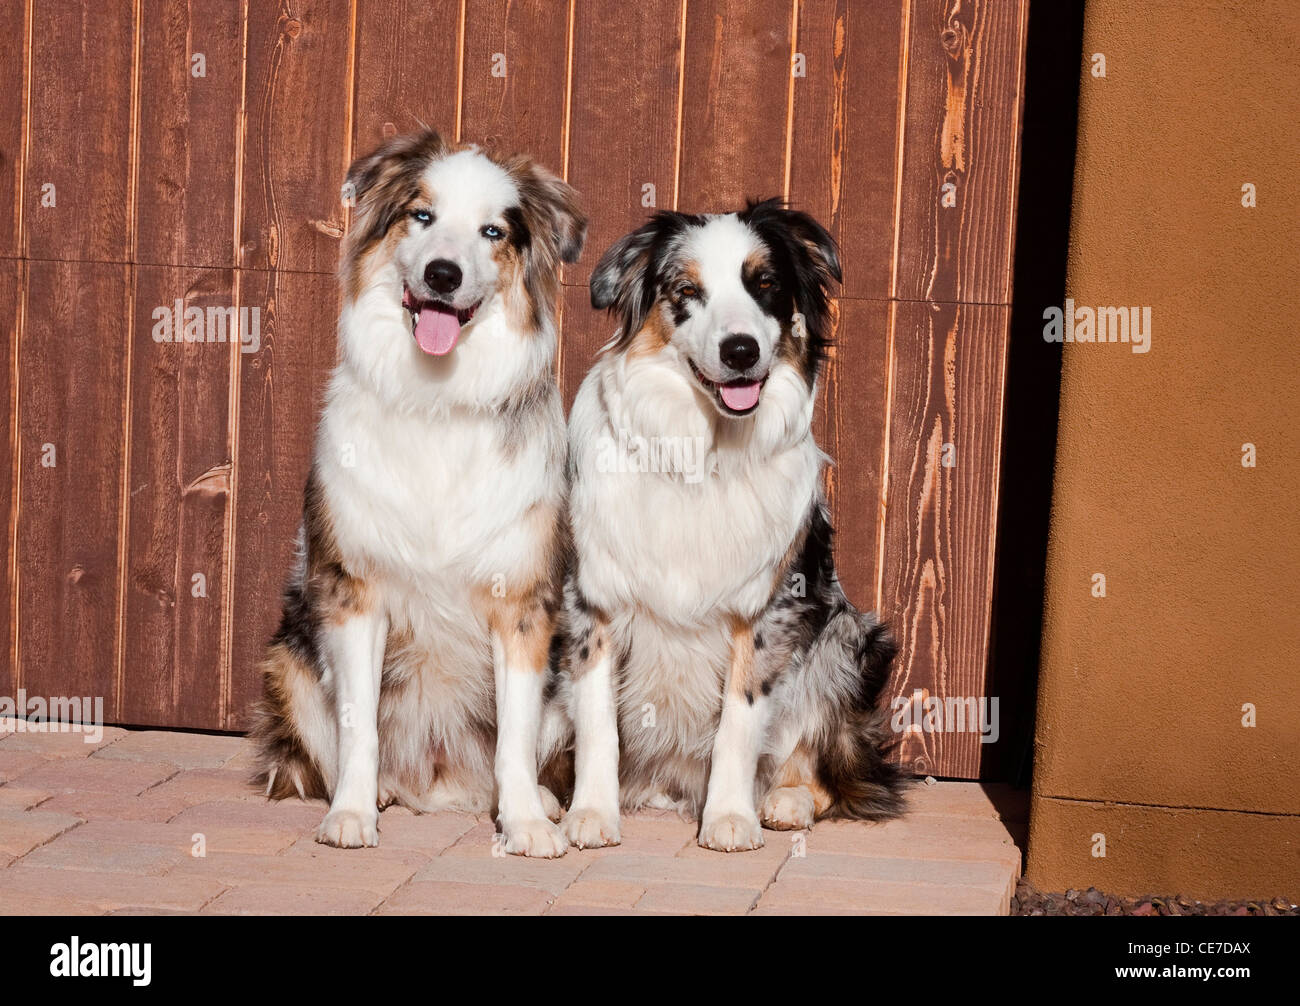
[563,0,682,289]
[787,0,905,300]
[23,0,136,262]
[0,0,30,257]
[16,261,130,711]
[820,297,891,614]
[678,0,792,209]
[879,300,1009,779]
[459,0,569,168]
[239,0,353,273]
[894,0,1028,304]
[350,0,461,153]
[0,260,20,700]
[226,268,338,730]
[135,0,246,269]
[119,266,234,728]
[559,281,608,407]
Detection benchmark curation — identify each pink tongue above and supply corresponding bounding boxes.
[413,304,461,356]
[719,381,762,412]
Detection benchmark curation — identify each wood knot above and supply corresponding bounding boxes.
[940,24,963,55]
[282,17,303,39]
[311,218,345,239]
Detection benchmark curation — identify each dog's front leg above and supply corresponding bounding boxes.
[490,596,568,858]
[561,612,621,848]
[699,618,768,852]
[317,606,388,848]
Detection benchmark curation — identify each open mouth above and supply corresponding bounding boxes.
[402,286,479,356]
[688,358,767,417]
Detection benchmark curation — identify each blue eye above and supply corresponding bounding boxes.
[481,224,504,240]
[411,209,433,225]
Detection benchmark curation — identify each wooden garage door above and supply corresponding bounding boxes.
[0,0,1028,779]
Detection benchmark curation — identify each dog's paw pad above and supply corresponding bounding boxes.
[501,817,568,858]
[316,808,379,849]
[761,786,816,831]
[562,807,621,849]
[698,811,765,852]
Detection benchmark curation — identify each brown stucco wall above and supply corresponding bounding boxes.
[1027,0,1300,899]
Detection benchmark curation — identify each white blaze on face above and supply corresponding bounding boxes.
[392,149,521,354]
[677,215,782,388]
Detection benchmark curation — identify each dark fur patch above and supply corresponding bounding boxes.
[341,129,449,299]
[499,155,587,330]
[589,210,706,347]
[738,198,841,385]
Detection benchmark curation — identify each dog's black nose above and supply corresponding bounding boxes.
[719,334,760,372]
[425,259,462,295]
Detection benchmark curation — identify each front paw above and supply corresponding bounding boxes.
[316,807,379,848]
[562,806,621,849]
[698,810,765,852]
[761,786,816,831]
[500,817,568,858]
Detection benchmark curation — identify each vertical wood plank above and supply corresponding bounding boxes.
[0,0,31,257]
[17,261,130,712]
[560,282,608,407]
[23,0,136,262]
[119,266,235,729]
[459,0,569,168]
[894,0,1028,304]
[350,0,461,152]
[561,0,684,396]
[821,298,891,613]
[677,0,792,209]
[239,0,354,274]
[880,300,1009,778]
[135,0,246,269]
[227,268,337,730]
[0,261,20,700]
[787,0,905,300]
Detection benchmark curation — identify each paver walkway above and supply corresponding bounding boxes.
[0,724,1024,915]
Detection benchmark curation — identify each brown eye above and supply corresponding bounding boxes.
[758,274,776,290]
[678,284,698,299]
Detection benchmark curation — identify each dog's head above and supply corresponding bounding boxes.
[590,199,840,418]
[341,129,585,355]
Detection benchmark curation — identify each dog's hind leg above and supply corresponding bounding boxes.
[251,639,334,802]
[316,606,389,848]
[761,742,833,831]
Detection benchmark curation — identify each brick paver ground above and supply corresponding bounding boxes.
[0,723,1024,915]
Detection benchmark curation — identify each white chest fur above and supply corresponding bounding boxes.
[569,360,820,626]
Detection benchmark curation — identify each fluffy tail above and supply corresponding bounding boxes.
[248,629,332,802]
[819,616,908,820]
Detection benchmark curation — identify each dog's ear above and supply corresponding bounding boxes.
[590,215,678,340]
[741,198,841,289]
[343,129,448,250]
[507,159,588,265]
[740,199,840,355]
[499,156,587,328]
